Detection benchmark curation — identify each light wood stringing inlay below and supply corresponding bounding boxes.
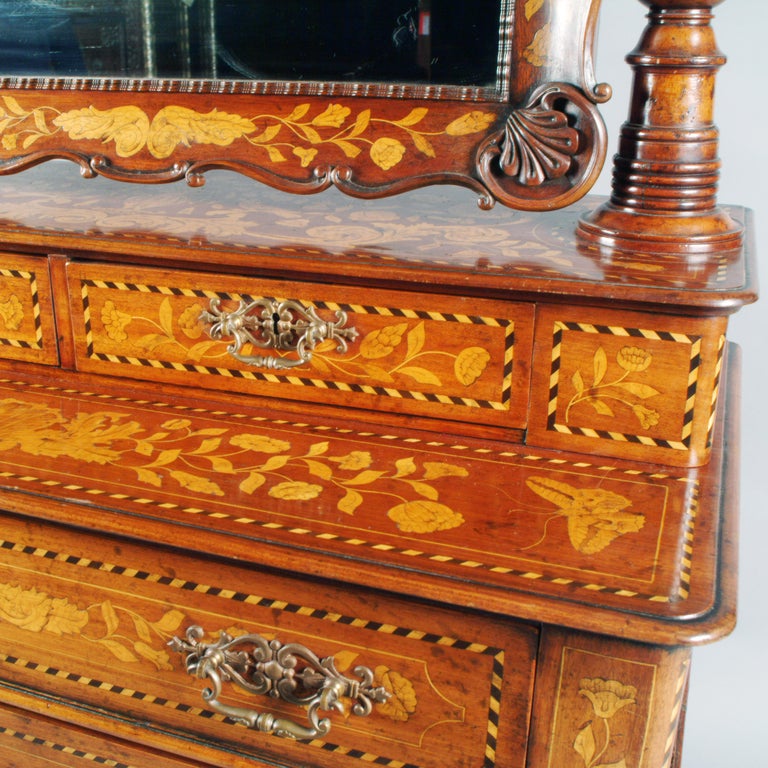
[548,647,657,768]
[79,277,516,411]
[67,261,534,430]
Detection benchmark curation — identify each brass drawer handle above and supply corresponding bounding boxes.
[200,297,358,370]
[169,625,389,740]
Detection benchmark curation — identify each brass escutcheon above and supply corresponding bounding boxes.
[169,625,389,740]
[200,296,358,370]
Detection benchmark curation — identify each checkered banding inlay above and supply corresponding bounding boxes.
[660,658,691,768]
[80,279,219,363]
[706,335,726,448]
[677,484,699,600]
[0,724,136,767]
[0,268,44,350]
[547,321,702,451]
[0,537,505,767]
[0,461,694,606]
[80,279,515,411]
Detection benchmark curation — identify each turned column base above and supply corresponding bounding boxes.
[577,202,744,256]
[580,0,744,257]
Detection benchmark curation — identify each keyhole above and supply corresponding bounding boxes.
[272,312,281,335]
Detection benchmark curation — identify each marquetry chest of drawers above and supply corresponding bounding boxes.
[0,164,755,768]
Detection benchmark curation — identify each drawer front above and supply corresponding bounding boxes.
[0,253,58,366]
[0,513,537,768]
[66,261,533,430]
[527,628,691,768]
[0,372,714,616]
[0,702,204,768]
[528,304,729,466]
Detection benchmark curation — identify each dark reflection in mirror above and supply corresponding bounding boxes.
[0,0,503,87]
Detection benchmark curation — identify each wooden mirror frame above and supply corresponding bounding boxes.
[0,0,609,211]
[0,0,744,253]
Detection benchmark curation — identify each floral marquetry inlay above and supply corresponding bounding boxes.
[0,257,58,366]
[543,646,661,768]
[0,578,418,727]
[0,376,704,609]
[100,293,494,391]
[0,580,184,670]
[75,270,518,425]
[566,345,662,430]
[0,392,656,548]
[543,319,707,455]
[574,678,638,768]
[0,0,611,209]
[0,95,496,171]
[0,395,470,534]
[0,169,744,293]
[0,510,513,767]
[0,294,22,331]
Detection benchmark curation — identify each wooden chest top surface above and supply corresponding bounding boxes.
[0,164,756,311]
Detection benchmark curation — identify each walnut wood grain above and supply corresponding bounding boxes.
[0,165,756,310]
[0,510,537,768]
[0,3,752,766]
[0,701,205,768]
[528,627,692,768]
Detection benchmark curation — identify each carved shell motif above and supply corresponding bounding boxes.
[498,96,579,186]
[475,82,603,210]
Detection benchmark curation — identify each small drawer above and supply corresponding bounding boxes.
[528,304,729,466]
[66,260,533,431]
[0,513,537,768]
[0,252,58,366]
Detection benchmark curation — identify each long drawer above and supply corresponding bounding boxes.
[0,512,537,768]
[0,702,204,768]
[0,368,719,625]
[65,260,533,432]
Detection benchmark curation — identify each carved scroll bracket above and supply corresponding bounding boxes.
[475,82,607,211]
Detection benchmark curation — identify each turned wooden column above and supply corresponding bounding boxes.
[578,0,742,254]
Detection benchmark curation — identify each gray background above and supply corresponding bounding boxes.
[593,2,766,765]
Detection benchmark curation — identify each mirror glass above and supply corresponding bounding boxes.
[0,0,504,88]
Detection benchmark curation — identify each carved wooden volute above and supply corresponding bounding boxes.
[579,0,743,255]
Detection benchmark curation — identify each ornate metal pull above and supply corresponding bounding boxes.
[169,625,389,740]
[200,296,358,370]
